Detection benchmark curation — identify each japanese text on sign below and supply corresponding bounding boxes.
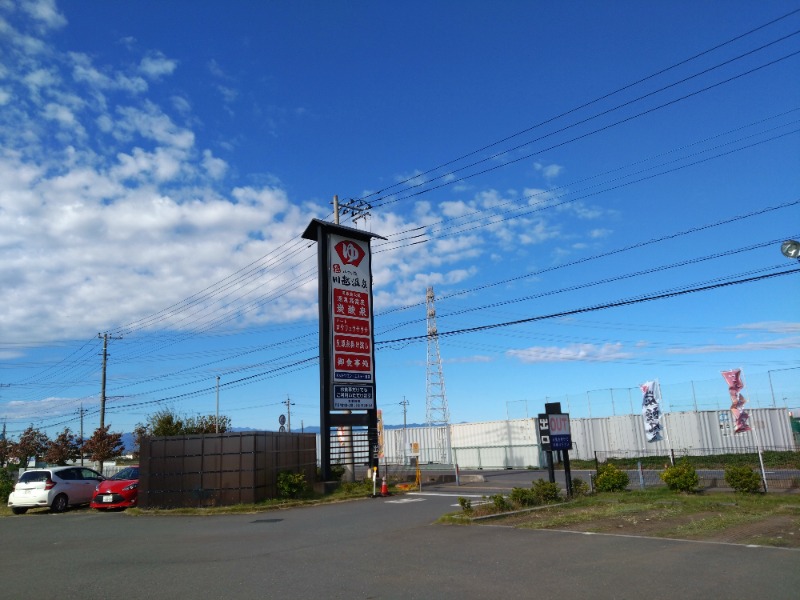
[548,413,571,451]
[333,384,375,409]
[330,234,375,388]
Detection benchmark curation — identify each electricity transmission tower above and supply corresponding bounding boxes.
[425,287,450,463]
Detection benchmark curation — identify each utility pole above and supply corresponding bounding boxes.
[98,333,122,430]
[284,396,295,433]
[400,397,409,465]
[215,376,220,433]
[79,404,84,466]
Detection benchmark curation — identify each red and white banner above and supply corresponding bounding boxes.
[721,368,750,433]
[640,381,663,442]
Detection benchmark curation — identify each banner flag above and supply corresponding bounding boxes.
[721,368,751,433]
[640,380,663,442]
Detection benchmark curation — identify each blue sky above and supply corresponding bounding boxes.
[1,0,799,439]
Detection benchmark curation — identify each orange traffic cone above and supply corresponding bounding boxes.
[380,477,389,497]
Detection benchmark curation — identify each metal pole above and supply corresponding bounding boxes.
[80,404,84,466]
[333,194,355,483]
[400,397,409,465]
[215,376,220,433]
[768,370,777,408]
[99,333,108,430]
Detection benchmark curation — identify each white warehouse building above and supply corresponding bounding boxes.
[379,407,795,469]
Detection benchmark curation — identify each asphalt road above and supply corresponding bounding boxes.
[2,492,798,599]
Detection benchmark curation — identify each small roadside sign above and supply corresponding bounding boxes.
[537,413,551,451]
[549,413,571,450]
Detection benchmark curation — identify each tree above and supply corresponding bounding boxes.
[82,426,124,471]
[44,427,81,466]
[0,436,12,468]
[184,414,231,434]
[133,408,232,457]
[138,408,185,438]
[12,425,49,467]
[135,408,231,441]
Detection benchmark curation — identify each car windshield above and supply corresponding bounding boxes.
[110,467,139,480]
[19,471,51,483]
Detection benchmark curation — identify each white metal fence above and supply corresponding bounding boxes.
[368,407,795,469]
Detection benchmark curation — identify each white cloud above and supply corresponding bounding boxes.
[519,219,559,245]
[113,103,195,149]
[217,85,238,104]
[732,321,800,334]
[444,355,492,364]
[171,95,191,114]
[42,101,79,128]
[507,343,632,363]
[667,338,800,354]
[69,52,148,94]
[23,67,60,95]
[396,169,426,188]
[139,51,178,80]
[207,59,226,78]
[440,200,472,218]
[589,228,612,239]
[534,162,564,180]
[202,149,228,179]
[21,0,67,31]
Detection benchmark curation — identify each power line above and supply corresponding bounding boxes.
[354,8,800,204]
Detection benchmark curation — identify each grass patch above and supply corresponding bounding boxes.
[461,488,800,547]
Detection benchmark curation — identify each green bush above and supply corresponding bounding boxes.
[491,493,511,512]
[724,466,763,493]
[571,477,591,497]
[595,463,630,492]
[660,459,699,493]
[277,471,309,499]
[458,496,472,514]
[509,487,539,507]
[0,468,13,503]
[531,479,562,503]
[330,464,346,481]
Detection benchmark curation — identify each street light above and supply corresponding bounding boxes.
[780,239,800,260]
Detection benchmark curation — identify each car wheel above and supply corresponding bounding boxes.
[11,507,28,515]
[51,494,69,513]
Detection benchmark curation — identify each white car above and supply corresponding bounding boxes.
[8,466,105,514]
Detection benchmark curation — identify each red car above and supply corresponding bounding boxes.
[90,466,139,510]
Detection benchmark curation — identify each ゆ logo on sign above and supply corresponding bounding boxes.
[334,241,366,267]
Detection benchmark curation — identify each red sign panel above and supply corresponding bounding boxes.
[334,334,371,355]
[333,289,369,318]
[333,316,370,336]
[334,353,372,371]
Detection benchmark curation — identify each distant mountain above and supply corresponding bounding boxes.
[120,423,435,452]
[121,432,135,454]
